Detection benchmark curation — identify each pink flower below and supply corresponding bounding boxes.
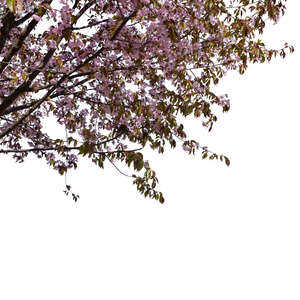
[32,15,41,22]
[183,145,190,152]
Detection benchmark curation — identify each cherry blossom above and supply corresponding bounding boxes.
[0,0,293,203]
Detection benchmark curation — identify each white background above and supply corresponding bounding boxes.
[1,1,299,299]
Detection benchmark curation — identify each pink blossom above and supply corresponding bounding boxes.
[32,14,41,22]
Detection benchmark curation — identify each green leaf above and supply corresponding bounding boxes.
[21,73,28,82]
[7,0,22,14]
[7,0,15,13]
[134,159,144,171]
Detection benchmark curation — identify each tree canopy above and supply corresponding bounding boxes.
[0,0,293,202]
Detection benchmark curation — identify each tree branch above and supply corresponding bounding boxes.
[105,154,133,178]
[110,9,138,41]
[0,47,56,115]
[0,8,139,137]
[0,9,16,54]
[0,146,143,155]
[1,100,40,115]
[0,0,53,75]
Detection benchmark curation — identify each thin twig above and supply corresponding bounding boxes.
[105,154,133,178]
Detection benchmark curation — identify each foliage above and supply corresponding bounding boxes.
[0,0,293,203]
